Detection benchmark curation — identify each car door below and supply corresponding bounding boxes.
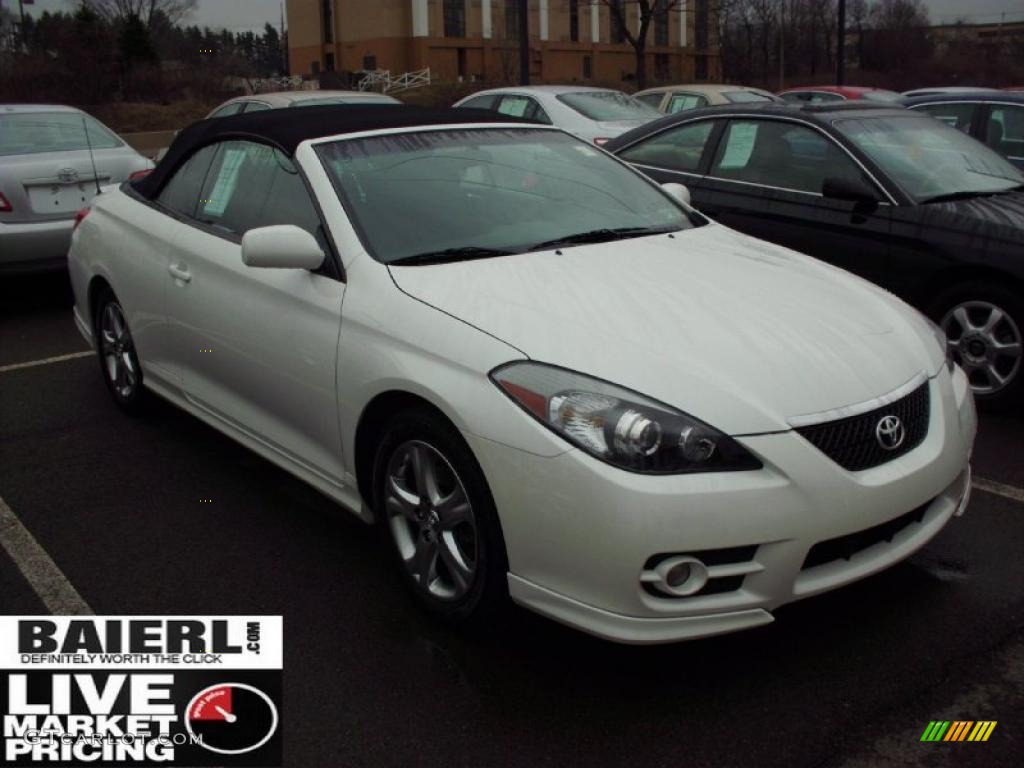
[911,102,982,135]
[696,117,894,286]
[163,139,347,480]
[984,103,1024,168]
[135,143,223,384]
[614,118,722,211]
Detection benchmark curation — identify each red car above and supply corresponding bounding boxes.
[779,85,903,104]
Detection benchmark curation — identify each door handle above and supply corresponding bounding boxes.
[168,264,192,283]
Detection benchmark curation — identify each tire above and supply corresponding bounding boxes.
[930,281,1024,411]
[372,407,509,625]
[93,288,148,415]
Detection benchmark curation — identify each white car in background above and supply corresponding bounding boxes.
[453,85,660,145]
[206,89,401,117]
[68,105,975,644]
[0,104,153,273]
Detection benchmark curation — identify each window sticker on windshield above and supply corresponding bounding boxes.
[203,148,247,217]
[719,123,758,168]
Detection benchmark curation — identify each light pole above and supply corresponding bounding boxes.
[779,1,785,91]
[836,0,846,85]
[518,0,529,85]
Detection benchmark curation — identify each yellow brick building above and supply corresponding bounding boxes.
[286,0,719,85]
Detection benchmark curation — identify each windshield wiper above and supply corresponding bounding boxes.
[389,246,518,266]
[527,226,680,252]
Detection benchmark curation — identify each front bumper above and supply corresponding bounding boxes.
[0,218,73,273]
[467,367,976,644]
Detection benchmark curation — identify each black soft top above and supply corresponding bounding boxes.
[134,103,532,199]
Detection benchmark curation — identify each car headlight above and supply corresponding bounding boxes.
[490,362,762,474]
[920,312,955,373]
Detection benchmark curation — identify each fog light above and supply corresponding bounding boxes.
[641,555,709,597]
[665,562,691,587]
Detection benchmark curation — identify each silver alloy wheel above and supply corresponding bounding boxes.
[942,300,1022,395]
[384,440,478,600]
[100,303,137,398]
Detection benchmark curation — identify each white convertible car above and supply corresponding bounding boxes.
[68,105,977,644]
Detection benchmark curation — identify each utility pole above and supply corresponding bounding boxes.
[518,0,529,85]
[779,1,785,91]
[836,0,846,85]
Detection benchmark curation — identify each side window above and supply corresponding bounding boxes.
[496,95,532,118]
[916,103,978,133]
[635,93,665,110]
[243,102,272,113]
[812,92,844,103]
[530,101,553,125]
[195,141,321,239]
[988,104,1024,161]
[210,102,244,118]
[618,120,717,173]
[667,94,707,114]
[710,120,869,195]
[459,94,498,111]
[156,144,219,218]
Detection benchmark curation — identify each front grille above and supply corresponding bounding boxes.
[795,382,930,471]
[802,500,931,570]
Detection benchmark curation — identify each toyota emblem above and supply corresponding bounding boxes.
[57,168,80,184]
[875,415,905,451]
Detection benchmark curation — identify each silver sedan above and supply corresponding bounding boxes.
[453,85,660,145]
[0,104,153,273]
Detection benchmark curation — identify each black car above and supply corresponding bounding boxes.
[902,91,1024,169]
[607,102,1024,407]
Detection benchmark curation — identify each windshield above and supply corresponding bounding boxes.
[556,91,660,121]
[724,91,773,103]
[0,112,122,157]
[835,114,1024,201]
[316,128,697,264]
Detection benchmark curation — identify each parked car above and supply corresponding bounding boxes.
[780,85,903,103]
[608,101,1024,406]
[0,104,153,273]
[453,85,660,144]
[206,89,401,118]
[902,91,1024,169]
[901,87,999,98]
[68,104,975,643]
[634,84,781,114]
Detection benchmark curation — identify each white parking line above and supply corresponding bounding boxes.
[0,351,93,374]
[972,477,1024,504]
[0,495,92,614]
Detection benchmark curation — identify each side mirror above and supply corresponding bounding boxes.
[241,225,324,270]
[822,177,879,208]
[662,182,691,207]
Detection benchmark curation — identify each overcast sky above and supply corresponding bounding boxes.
[17,0,1024,33]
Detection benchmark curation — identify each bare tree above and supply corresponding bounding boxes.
[600,0,685,89]
[85,0,197,28]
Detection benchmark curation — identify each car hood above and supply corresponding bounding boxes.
[918,189,1024,243]
[389,225,940,435]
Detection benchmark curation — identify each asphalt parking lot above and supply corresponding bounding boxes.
[2,272,1022,768]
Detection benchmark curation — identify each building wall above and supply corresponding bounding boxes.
[287,0,719,85]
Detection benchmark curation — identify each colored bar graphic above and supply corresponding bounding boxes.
[921,720,996,742]
[921,721,950,741]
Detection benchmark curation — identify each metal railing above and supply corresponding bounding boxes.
[247,75,308,94]
[358,67,431,94]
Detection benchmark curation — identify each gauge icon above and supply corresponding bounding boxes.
[185,682,279,755]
